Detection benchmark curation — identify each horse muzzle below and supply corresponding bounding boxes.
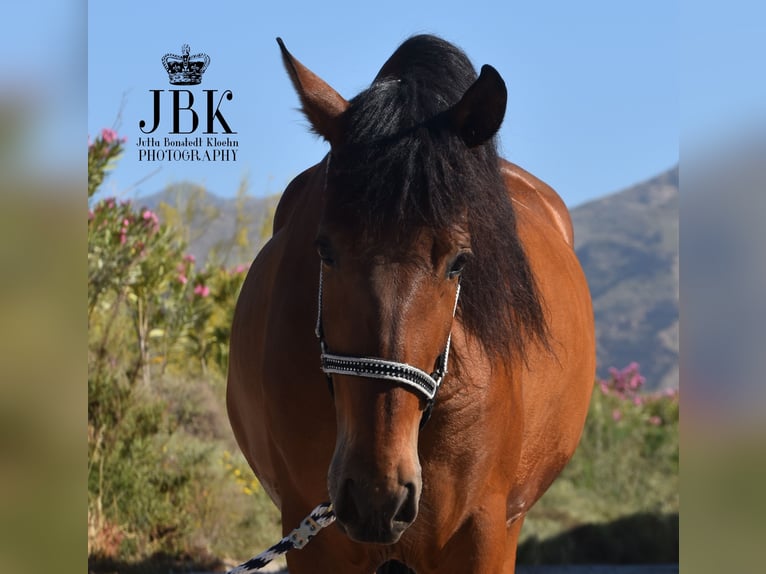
[329,463,421,545]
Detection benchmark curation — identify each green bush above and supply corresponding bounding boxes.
[87,130,280,567]
[519,363,679,563]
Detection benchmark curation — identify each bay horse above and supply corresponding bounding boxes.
[227,35,595,573]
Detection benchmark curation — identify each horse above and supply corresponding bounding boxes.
[227,35,595,574]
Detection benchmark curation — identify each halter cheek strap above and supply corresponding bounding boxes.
[314,264,461,425]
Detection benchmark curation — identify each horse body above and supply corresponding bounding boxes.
[227,36,594,573]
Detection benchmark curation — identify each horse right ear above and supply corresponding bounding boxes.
[277,38,349,147]
[448,64,507,148]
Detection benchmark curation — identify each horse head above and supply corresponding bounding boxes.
[278,36,509,545]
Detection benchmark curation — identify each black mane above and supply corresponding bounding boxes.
[326,35,548,364]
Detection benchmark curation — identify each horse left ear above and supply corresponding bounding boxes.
[277,38,349,146]
[448,64,507,148]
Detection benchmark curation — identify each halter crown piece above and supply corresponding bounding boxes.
[314,263,461,425]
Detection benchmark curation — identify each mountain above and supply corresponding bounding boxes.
[571,167,679,391]
[139,182,280,266]
[141,166,679,391]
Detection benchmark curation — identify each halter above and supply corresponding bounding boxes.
[314,263,461,427]
[314,154,461,426]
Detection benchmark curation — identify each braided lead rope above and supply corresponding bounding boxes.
[227,503,336,574]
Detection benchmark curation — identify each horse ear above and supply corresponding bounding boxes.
[277,38,349,146]
[448,64,507,148]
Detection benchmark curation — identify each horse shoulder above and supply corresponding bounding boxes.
[499,158,574,247]
[499,159,596,520]
[228,158,332,509]
[226,232,288,506]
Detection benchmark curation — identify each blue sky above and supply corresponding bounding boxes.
[680,0,766,149]
[83,0,679,208]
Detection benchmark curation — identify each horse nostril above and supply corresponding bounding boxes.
[334,478,359,525]
[393,482,419,524]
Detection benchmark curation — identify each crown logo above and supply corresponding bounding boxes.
[162,44,210,85]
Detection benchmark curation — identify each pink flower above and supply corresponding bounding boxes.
[612,409,622,422]
[183,254,196,263]
[234,264,247,274]
[632,395,643,406]
[194,284,210,297]
[101,128,118,144]
[142,210,160,231]
[178,274,188,285]
[648,416,662,426]
[624,362,640,375]
[120,232,127,245]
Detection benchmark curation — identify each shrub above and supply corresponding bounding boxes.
[519,363,679,563]
[87,130,280,566]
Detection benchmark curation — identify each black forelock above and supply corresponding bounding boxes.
[322,34,548,364]
[328,36,486,235]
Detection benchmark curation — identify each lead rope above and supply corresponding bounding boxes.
[227,502,336,574]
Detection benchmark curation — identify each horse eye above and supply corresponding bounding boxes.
[447,252,470,279]
[315,240,336,267]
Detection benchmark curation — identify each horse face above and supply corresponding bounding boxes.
[276,37,502,545]
[316,225,467,544]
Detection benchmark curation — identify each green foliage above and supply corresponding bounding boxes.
[88,130,279,566]
[519,363,679,563]
[88,129,125,198]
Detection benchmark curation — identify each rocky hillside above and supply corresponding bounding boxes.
[571,167,678,391]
